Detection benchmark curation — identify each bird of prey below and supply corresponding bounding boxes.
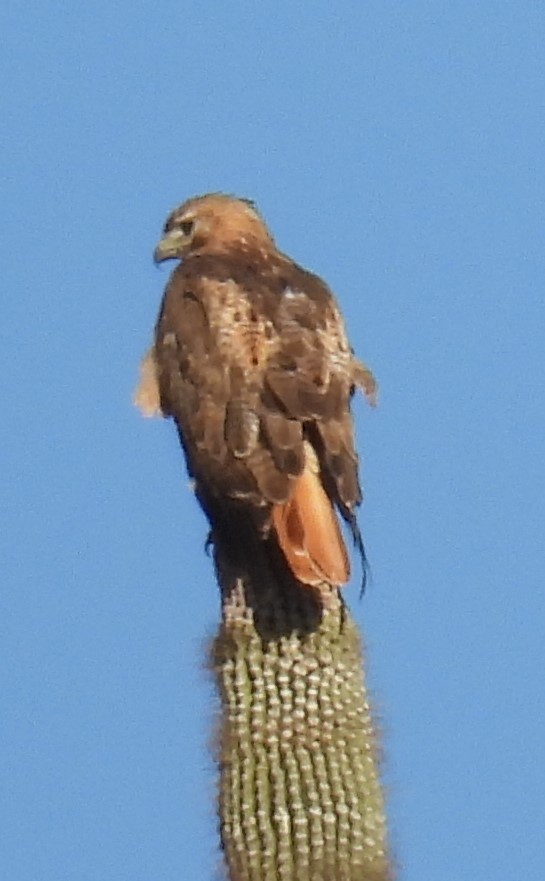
[135,193,376,589]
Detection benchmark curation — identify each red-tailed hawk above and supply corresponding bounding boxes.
[135,194,376,589]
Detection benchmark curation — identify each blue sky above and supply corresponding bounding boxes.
[2,3,544,879]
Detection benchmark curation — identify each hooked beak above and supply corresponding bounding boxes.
[153,229,186,264]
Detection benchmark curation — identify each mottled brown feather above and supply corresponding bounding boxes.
[140,193,376,588]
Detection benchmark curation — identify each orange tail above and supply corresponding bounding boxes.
[271,444,350,587]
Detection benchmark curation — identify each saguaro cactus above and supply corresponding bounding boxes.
[211,535,392,881]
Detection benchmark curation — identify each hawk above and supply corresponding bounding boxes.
[135,194,376,588]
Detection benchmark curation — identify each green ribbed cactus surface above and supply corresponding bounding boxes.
[212,539,392,881]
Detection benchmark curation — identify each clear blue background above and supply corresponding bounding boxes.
[2,3,544,879]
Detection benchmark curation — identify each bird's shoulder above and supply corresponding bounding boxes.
[161,249,334,312]
[154,249,353,392]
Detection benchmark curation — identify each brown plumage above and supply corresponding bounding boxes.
[135,193,376,589]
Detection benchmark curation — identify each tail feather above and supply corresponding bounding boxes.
[271,444,350,587]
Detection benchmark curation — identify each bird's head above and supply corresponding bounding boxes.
[153,193,274,264]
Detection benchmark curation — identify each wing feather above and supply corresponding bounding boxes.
[151,249,373,586]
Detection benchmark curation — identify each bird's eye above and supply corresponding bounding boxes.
[180,220,194,236]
